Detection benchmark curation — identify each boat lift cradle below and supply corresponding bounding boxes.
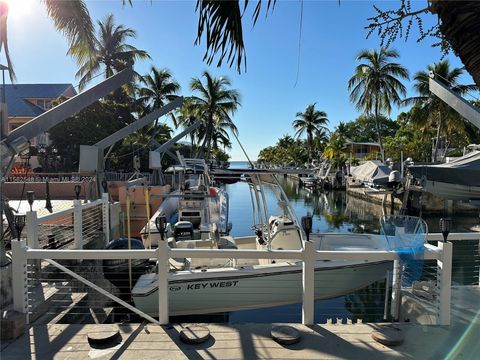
[78,96,185,192]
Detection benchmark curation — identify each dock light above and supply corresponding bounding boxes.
[155,215,168,241]
[14,215,26,241]
[74,184,81,200]
[301,214,313,241]
[440,218,452,242]
[27,191,35,212]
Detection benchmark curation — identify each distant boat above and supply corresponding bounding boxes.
[351,161,392,188]
[408,151,480,201]
[140,157,229,247]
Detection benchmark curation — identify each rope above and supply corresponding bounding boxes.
[293,0,304,88]
[433,71,480,102]
[144,186,151,249]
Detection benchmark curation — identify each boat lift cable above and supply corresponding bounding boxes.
[231,130,255,169]
[432,71,480,102]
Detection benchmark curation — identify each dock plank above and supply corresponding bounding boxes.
[1,286,479,359]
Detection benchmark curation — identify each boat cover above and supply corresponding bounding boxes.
[351,161,391,186]
[409,151,480,187]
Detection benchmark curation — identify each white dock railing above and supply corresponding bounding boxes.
[11,238,453,326]
[25,193,109,250]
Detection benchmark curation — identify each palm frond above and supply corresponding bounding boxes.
[43,0,95,59]
[0,2,16,81]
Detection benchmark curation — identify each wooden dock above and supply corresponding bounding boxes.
[2,286,479,359]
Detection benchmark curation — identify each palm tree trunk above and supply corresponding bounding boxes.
[374,100,385,162]
[307,131,312,164]
[206,116,214,161]
[433,113,443,162]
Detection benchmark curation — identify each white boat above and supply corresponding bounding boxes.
[132,232,391,316]
[130,173,424,316]
[140,156,229,247]
[300,174,319,188]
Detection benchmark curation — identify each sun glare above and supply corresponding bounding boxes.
[3,0,35,21]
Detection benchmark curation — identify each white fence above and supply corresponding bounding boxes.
[11,237,454,326]
[25,193,109,249]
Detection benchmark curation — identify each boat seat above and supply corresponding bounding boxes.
[167,237,190,270]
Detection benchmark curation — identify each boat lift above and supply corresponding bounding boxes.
[0,67,133,265]
[148,120,202,185]
[400,72,480,212]
[78,96,184,191]
[0,67,134,176]
[428,71,480,130]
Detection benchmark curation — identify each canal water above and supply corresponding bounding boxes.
[187,162,478,324]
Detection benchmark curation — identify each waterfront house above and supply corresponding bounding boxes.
[344,140,381,160]
[2,83,77,146]
[1,83,77,172]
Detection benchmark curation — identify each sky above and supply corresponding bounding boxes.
[2,0,475,160]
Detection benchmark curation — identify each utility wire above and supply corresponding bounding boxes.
[293,0,304,88]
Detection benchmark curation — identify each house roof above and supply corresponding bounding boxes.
[3,83,76,117]
[345,141,380,147]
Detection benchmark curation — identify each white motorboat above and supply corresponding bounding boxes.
[140,156,229,247]
[130,173,424,316]
[300,174,319,188]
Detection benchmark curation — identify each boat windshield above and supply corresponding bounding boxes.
[380,215,428,252]
[246,173,304,241]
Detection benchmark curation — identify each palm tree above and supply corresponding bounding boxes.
[348,47,409,162]
[137,66,180,129]
[0,0,95,81]
[174,97,205,153]
[313,128,330,156]
[277,134,295,148]
[292,103,329,163]
[138,67,180,111]
[323,134,349,169]
[189,71,241,159]
[70,14,150,90]
[334,122,350,142]
[405,60,477,162]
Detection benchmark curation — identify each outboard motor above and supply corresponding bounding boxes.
[103,238,150,300]
[174,221,194,240]
[388,170,401,189]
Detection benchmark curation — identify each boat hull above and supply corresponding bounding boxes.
[132,260,391,316]
[423,180,480,201]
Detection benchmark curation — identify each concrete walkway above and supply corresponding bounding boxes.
[1,287,479,359]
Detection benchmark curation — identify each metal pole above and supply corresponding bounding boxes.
[437,241,452,325]
[391,259,402,321]
[157,242,169,324]
[0,66,7,266]
[383,269,390,321]
[73,200,83,249]
[102,193,110,244]
[26,211,39,249]
[12,240,28,316]
[302,240,315,325]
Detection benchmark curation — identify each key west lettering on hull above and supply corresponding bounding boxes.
[186,280,239,290]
